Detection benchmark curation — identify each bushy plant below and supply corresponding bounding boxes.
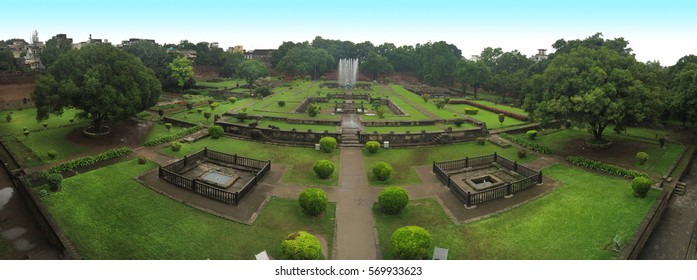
[47,173,63,192]
[365,141,380,153]
[498,133,554,154]
[453,119,465,127]
[659,137,666,148]
[186,102,193,110]
[383,77,390,84]
[47,150,58,160]
[42,123,48,128]
[434,99,447,109]
[376,106,386,119]
[157,108,164,117]
[372,161,393,181]
[632,176,652,198]
[565,119,572,129]
[228,97,237,104]
[278,100,286,107]
[464,107,479,115]
[256,86,272,97]
[567,156,649,179]
[476,137,486,145]
[210,102,220,111]
[319,137,337,153]
[282,231,322,260]
[137,156,148,164]
[422,93,430,103]
[313,160,335,179]
[41,147,133,176]
[298,188,328,216]
[197,108,203,114]
[165,122,173,131]
[498,113,505,125]
[208,125,224,139]
[5,113,11,122]
[143,126,201,147]
[526,130,538,140]
[308,103,321,117]
[203,112,212,122]
[320,75,326,81]
[171,141,182,152]
[636,152,649,165]
[23,130,30,138]
[517,149,527,159]
[391,226,433,260]
[378,186,409,215]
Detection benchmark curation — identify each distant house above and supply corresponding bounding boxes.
[120,38,156,47]
[73,35,110,50]
[531,49,548,62]
[243,49,275,67]
[167,48,197,60]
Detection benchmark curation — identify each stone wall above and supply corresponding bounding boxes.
[0,73,37,110]
[215,120,342,145]
[358,127,485,146]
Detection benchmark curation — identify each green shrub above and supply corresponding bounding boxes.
[383,77,390,84]
[632,176,652,198]
[157,109,165,117]
[5,113,11,122]
[183,89,201,95]
[208,125,224,139]
[137,157,148,164]
[313,160,335,179]
[320,76,326,81]
[197,108,203,114]
[235,113,248,122]
[319,137,337,153]
[498,133,554,154]
[565,120,572,129]
[422,93,430,103]
[47,150,58,160]
[498,113,505,125]
[282,231,322,260]
[298,188,328,216]
[464,107,479,115]
[47,173,63,192]
[203,112,212,122]
[143,126,201,147]
[659,137,666,148]
[186,103,193,110]
[278,100,286,107]
[256,86,272,97]
[567,156,649,179]
[171,141,182,152]
[41,148,133,176]
[165,123,173,131]
[23,131,30,138]
[308,103,321,117]
[242,92,251,99]
[365,141,380,153]
[453,119,465,127]
[38,189,48,198]
[376,106,386,119]
[391,226,433,260]
[210,102,220,111]
[476,137,486,145]
[434,99,447,109]
[636,152,649,165]
[378,186,409,215]
[517,149,527,159]
[304,75,311,81]
[228,97,237,104]
[42,123,48,128]
[372,161,393,181]
[526,130,538,140]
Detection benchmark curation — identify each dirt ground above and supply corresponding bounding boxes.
[67,119,153,149]
[559,137,657,169]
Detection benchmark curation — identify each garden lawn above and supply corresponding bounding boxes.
[466,100,528,116]
[447,104,526,128]
[363,141,537,186]
[374,163,659,259]
[0,107,86,136]
[196,78,247,89]
[41,159,335,259]
[161,137,340,186]
[18,126,86,164]
[142,123,197,144]
[388,85,460,119]
[166,98,257,124]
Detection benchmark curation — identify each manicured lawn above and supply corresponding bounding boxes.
[0,107,86,136]
[18,126,87,164]
[374,164,659,259]
[142,123,198,144]
[363,141,537,186]
[447,104,526,128]
[196,78,247,89]
[466,100,528,116]
[364,123,475,134]
[41,159,335,259]
[223,119,338,133]
[166,98,257,125]
[388,85,460,119]
[160,137,340,186]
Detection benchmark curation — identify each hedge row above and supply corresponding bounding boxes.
[143,125,202,147]
[566,156,649,179]
[41,147,133,176]
[449,100,529,121]
[498,133,554,154]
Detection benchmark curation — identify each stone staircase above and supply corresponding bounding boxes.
[341,127,363,147]
[674,182,687,196]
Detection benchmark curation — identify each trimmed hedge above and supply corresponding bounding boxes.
[208,125,224,139]
[41,147,133,176]
[391,226,433,260]
[526,130,538,140]
[378,186,409,215]
[566,156,649,179]
[319,137,337,153]
[464,107,479,115]
[632,176,652,198]
[636,152,649,165]
[498,133,554,154]
[282,231,322,260]
[365,141,380,153]
[313,160,335,179]
[372,162,393,181]
[298,188,328,216]
[143,125,202,147]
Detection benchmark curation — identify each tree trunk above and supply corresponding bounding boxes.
[92,113,106,130]
[473,86,478,98]
[591,122,607,141]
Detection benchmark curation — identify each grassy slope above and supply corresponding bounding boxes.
[42,159,335,259]
[375,163,659,259]
[0,108,86,136]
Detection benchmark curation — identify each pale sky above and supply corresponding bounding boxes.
[2,0,696,65]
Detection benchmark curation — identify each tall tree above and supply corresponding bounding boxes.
[122,41,168,70]
[361,51,393,81]
[271,41,299,68]
[41,36,73,68]
[415,41,461,86]
[237,59,269,90]
[168,56,194,91]
[219,52,245,77]
[0,49,15,73]
[524,46,660,141]
[669,62,697,125]
[456,60,491,97]
[276,45,334,79]
[32,44,161,131]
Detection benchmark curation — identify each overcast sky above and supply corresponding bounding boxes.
[3,0,695,65]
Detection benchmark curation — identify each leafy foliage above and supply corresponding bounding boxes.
[372,161,393,181]
[453,119,465,127]
[47,173,63,192]
[378,186,409,215]
[298,188,328,216]
[391,226,433,260]
[41,147,133,176]
[365,141,381,153]
[636,152,649,165]
[313,160,335,179]
[498,133,554,154]
[143,126,201,147]
[566,156,649,179]
[517,149,528,159]
[308,103,321,117]
[282,231,322,260]
[208,125,224,139]
[170,141,182,151]
[47,149,58,160]
[278,101,286,107]
[319,137,337,153]
[464,107,479,115]
[476,137,486,145]
[631,177,652,198]
[168,56,194,90]
[526,130,538,140]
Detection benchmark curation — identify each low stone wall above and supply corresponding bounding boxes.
[221,113,341,126]
[161,116,198,128]
[293,96,329,113]
[358,127,484,146]
[362,117,486,129]
[215,121,342,145]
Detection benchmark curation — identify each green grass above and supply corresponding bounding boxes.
[18,126,87,164]
[465,100,529,116]
[388,85,459,119]
[374,164,659,259]
[166,98,257,125]
[41,159,335,259]
[142,123,198,144]
[363,141,537,186]
[0,107,86,136]
[364,124,475,133]
[447,104,526,128]
[196,78,247,89]
[224,119,338,133]
[160,137,340,186]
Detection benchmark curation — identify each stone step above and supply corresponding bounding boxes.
[340,143,364,148]
[674,182,686,196]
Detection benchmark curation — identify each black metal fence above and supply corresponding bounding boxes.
[158,148,271,205]
[433,153,542,207]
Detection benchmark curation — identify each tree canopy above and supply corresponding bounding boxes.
[168,56,194,90]
[237,59,268,88]
[669,60,697,125]
[32,44,161,130]
[456,59,491,97]
[0,49,15,73]
[524,46,660,141]
[361,51,393,81]
[41,35,73,68]
[276,45,334,79]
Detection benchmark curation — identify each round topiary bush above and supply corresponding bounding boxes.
[372,161,393,181]
[632,176,652,198]
[526,130,538,140]
[378,186,409,215]
[391,226,433,260]
[165,122,173,131]
[464,107,479,115]
[319,137,337,153]
[298,188,328,216]
[208,125,224,139]
[476,137,486,145]
[170,141,182,152]
[138,156,148,164]
[517,149,527,159]
[636,152,649,165]
[453,119,465,127]
[365,141,380,153]
[47,150,58,160]
[228,97,237,104]
[278,101,286,107]
[46,173,63,192]
[313,160,335,179]
[282,231,322,260]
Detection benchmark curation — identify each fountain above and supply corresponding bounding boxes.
[338,58,359,89]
